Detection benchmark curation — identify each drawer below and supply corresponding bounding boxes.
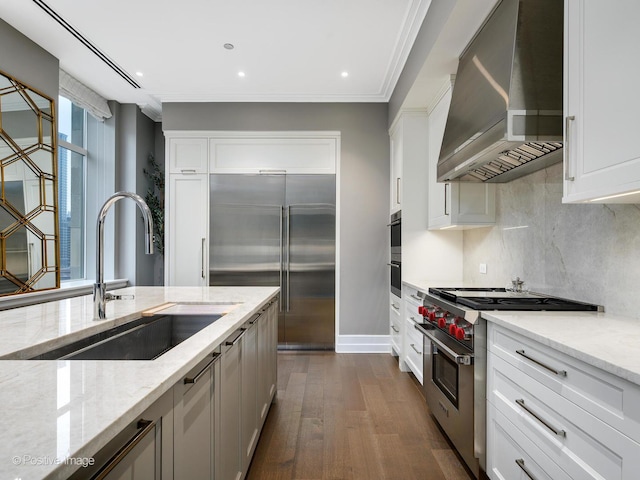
[487,404,571,480]
[390,294,402,354]
[404,319,423,383]
[489,323,640,443]
[489,351,640,480]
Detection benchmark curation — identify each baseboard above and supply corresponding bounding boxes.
[335,335,390,353]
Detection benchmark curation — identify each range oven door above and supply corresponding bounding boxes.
[421,327,478,477]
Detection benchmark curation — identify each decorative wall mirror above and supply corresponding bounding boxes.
[0,69,59,296]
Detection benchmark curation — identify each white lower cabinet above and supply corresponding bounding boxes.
[389,293,402,357]
[487,322,640,480]
[402,286,424,383]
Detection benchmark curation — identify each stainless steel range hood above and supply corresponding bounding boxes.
[437,0,564,183]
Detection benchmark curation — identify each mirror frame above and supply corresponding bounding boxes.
[0,68,59,296]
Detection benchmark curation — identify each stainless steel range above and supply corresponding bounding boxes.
[414,286,601,478]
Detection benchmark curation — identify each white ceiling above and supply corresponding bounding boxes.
[0,0,434,119]
[1,0,501,124]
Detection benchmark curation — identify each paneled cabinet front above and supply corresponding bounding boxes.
[389,293,402,357]
[173,351,220,480]
[402,287,424,383]
[428,80,495,230]
[487,322,640,480]
[167,174,208,286]
[563,0,640,203]
[168,138,208,174]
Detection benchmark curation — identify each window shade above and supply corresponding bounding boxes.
[59,69,112,120]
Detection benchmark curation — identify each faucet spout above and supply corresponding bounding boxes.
[94,191,154,320]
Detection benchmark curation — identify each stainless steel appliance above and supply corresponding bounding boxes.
[388,211,401,298]
[414,287,601,478]
[209,174,335,350]
[438,0,564,183]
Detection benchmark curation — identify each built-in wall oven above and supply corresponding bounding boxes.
[388,211,401,297]
[414,287,601,479]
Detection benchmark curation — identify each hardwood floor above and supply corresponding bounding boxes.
[247,352,473,480]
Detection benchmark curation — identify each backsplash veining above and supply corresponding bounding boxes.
[463,162,640,317]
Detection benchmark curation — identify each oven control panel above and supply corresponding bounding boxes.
[417,304,474,349]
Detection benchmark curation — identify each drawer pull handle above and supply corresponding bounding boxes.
[410,295,421,301]
[391,303,400,310]
[184,352,220,384]
[91,419,156,480]
[516,349,567,376]
[410,343,422,355]
[515,458,538,480]
[391,325,400,333]
[515,398,566,437]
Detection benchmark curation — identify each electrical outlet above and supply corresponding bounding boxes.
[479,263,487,274]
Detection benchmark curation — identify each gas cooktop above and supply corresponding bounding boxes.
[428,287,600,312]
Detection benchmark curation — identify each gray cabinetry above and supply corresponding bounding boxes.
[71,390,174,480]
[173,350,221,480]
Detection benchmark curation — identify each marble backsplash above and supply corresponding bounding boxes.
[462,162,640,318]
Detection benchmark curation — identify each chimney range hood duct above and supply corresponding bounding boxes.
[437,0,564,183]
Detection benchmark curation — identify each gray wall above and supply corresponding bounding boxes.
[162,102,390,337]
[463,163,640,318]
[0,19,59,100]
[114,104,159,286]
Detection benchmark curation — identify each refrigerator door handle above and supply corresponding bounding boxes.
[201,238,206,280]
[286,205,291,312]
[279,205,284,313]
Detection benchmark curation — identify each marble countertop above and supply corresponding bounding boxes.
[0,286,279,480]
[482,310,640,387]
[402,279,640,386]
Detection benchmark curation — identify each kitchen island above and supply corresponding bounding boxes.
[0,286,279,480]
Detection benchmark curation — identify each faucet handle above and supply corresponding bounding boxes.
[105,293,135,302]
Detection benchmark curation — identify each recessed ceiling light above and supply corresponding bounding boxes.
[224,43,235,50]
[341,71,349,78]
[238,71,246,78]
[135,72,144,77]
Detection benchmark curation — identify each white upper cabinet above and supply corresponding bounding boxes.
[428,80,495,230]
[389,123,403,213]
[168,137,208,174]
[209,133,338,174]
[563,0,640,203]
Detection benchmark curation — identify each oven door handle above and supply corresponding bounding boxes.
[422,329,473,366]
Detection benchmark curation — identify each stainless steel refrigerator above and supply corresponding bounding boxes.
[209,174,335,349]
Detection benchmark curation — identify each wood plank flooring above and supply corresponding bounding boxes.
[247,352,473,480]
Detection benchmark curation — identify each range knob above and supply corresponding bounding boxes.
[455,326,470,341]
[448,324,457,336]
[437,312,450,329]
[418,306,424,316]
[428,310,436,321]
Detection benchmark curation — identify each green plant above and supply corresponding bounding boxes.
[143,153,164,255]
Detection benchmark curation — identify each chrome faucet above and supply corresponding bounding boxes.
[93,191,154,320]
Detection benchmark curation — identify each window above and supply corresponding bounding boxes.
[57,96,86,281]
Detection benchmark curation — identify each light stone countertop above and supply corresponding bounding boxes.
[0,286,279,480]
[402,279,640,387]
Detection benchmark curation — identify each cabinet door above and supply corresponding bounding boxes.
[174,353,218,480]
[74,391,174,480]
[167,174,208,286]
[390,123,403,212]
[563,0,640,203]
[389,293,402,357]
[218,331,243,480]
[257,303,276,426]
[168,138,208,174]
[428,82,495,230]
[241,320,259,471]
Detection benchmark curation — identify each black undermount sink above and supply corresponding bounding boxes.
[28,303,239,361]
